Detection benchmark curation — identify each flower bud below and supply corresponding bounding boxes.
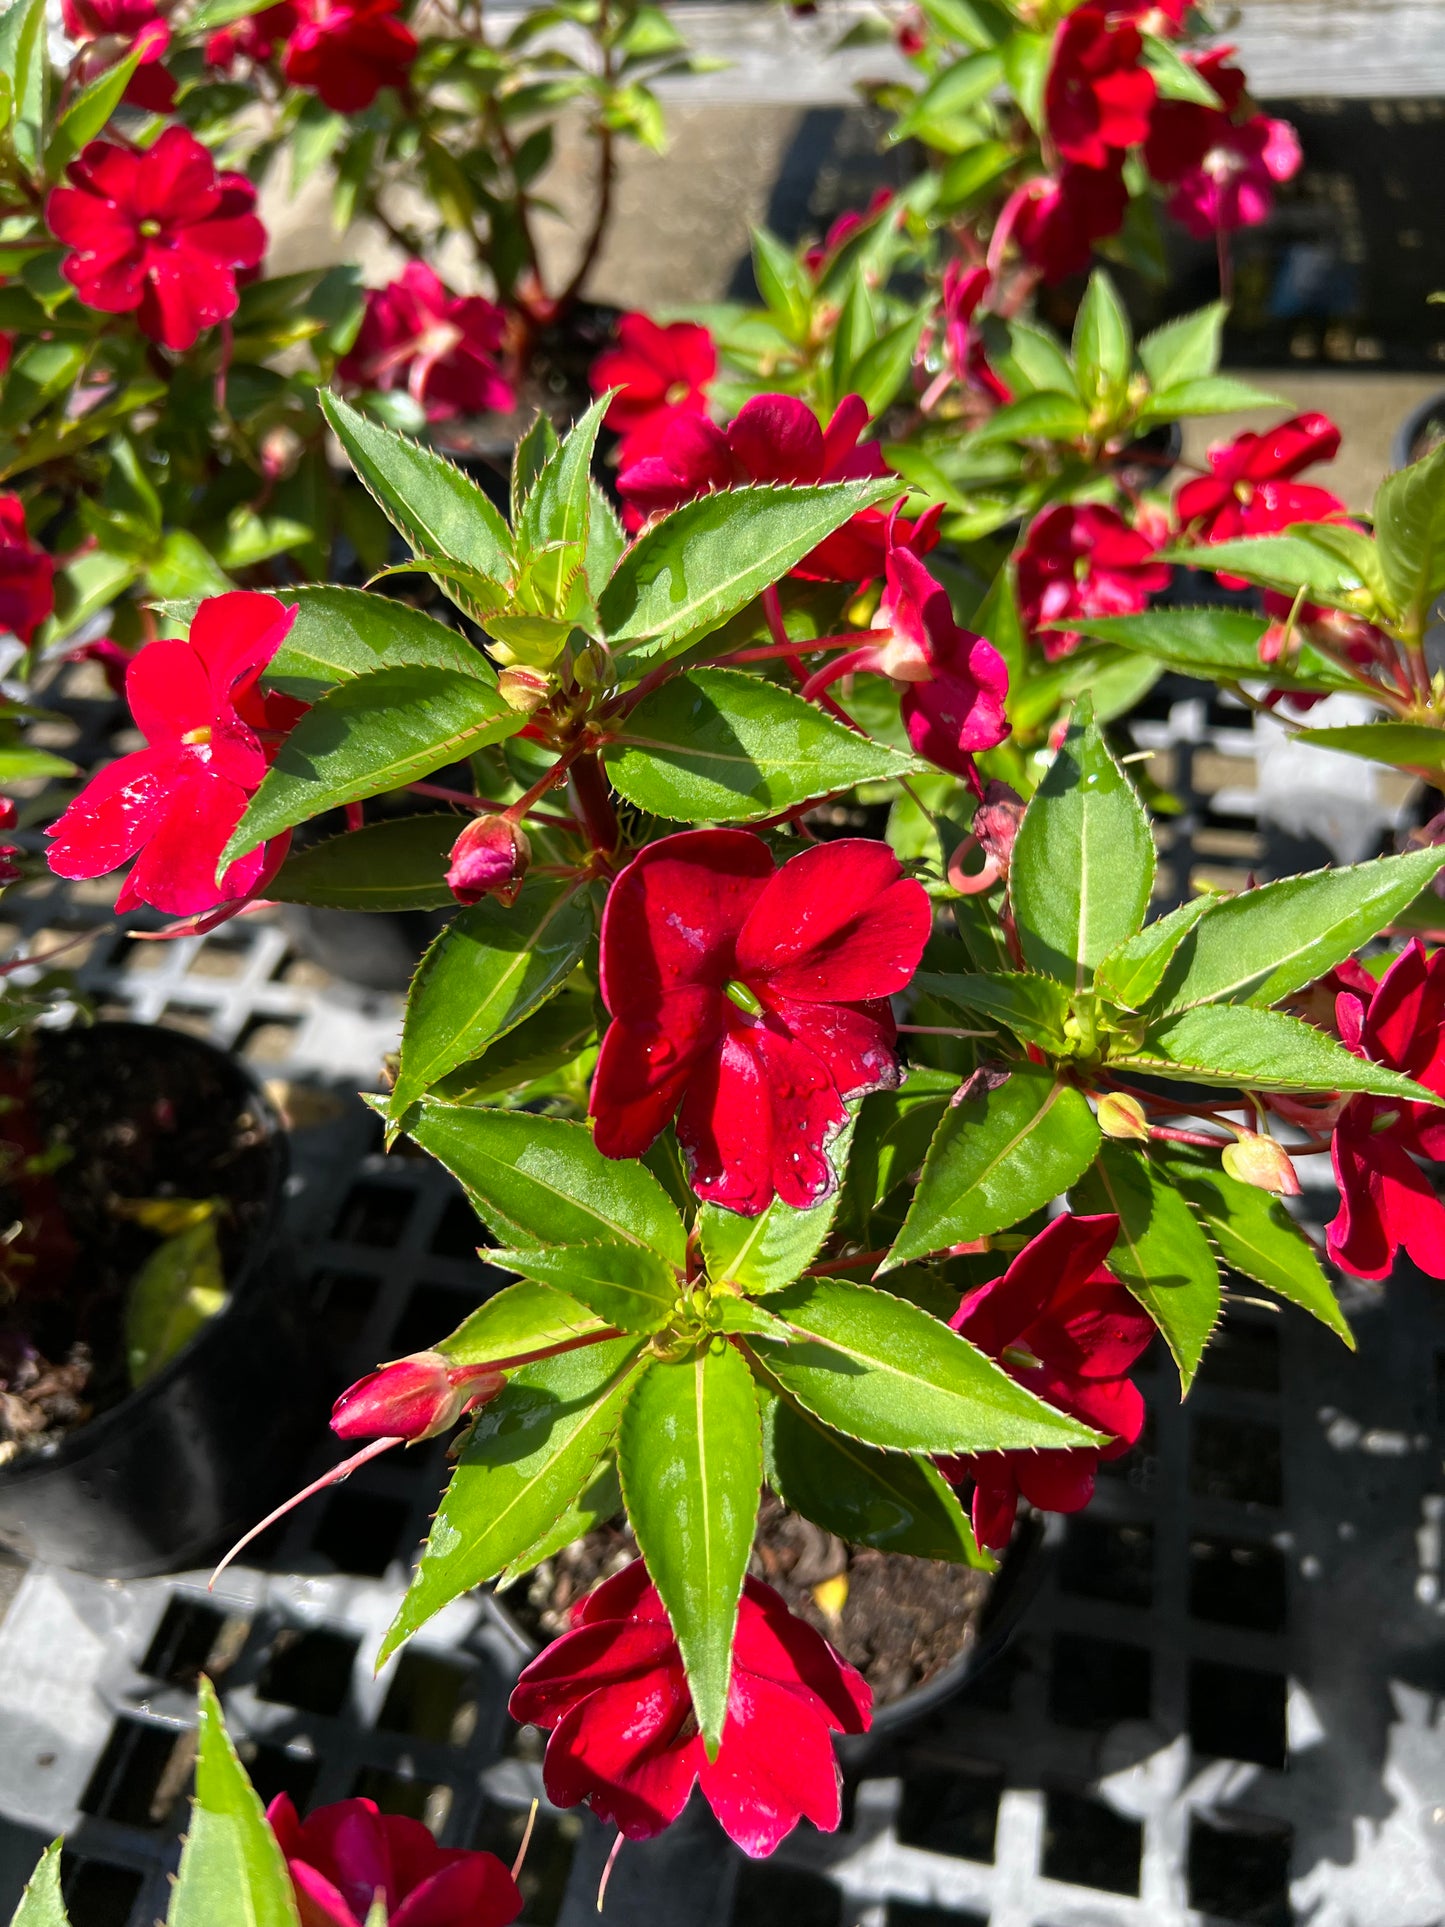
[331,1351,505,1443]
[498,665,552,715]
[445,814,531,908]
[1223,1131,1302,1197]
[1096,1091,1149,1140]
[571,639,613,690]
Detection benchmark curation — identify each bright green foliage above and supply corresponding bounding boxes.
[170,1679,301,1927]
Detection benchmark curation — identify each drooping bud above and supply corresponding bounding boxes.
[330,1351,506,1443]
[445,814,531,908]
[1096,1092,1149,1140]
[498,665,552,714]
[1222,1131,1302,1197]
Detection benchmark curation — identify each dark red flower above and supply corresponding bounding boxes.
[282,0,417,112]
[0,797,20,885]
[803,544,1008,779]
[338,262,513,422]
[1327,940,1445,1281]
[1016,504,1170,659]
[47,127,267,352]
[268,1793,522,1927]
[939,262,1010,405]
[0,497,54,647]
[1045,5,1155,169]
[617,392,940,582]
[1145,49,1300,238]
[445,813,530,907]
[1013,161,1129,283]
[509,1560,871,1857]
[896,7,926,56]
[943,1212,1153,1550]
[205,0,299,68]
[331,1351,506,1443]
[590,312,716,466]
[1174,413,1345,581]
[46,591,300,917]
[590,830,931,1215]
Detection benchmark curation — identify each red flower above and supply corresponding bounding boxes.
[331,1351,506,1442]
[508,1561,871,1857]
[1174,413,1345,581]
[0,497,54,647]
[803,545,1009,779]
[338,262,514,422]
[590,312,716,466]
[1016,504,1170,659]
[1327,940,1445,1281]
[0,797,20,886]
[1045,5,1155,169]
[268,1794,522,1927]
[206,0,298,67]
[617,392,940,583]
[47,127,267,353]
[1013,161,1129,283]
[1145,49,1301,238]
[590,830,931,1215]
[940,262,1010,405]
[46,591,301,917]
[802,188,894,277]
[282,0,417,113]
[944,1213,1154,1550]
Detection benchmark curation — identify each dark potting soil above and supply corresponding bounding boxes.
[502,1495,995,1708]
[0,1025,276,1459]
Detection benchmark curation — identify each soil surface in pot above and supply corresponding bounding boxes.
[0,1025,276,1461]
[503,1495,995,1709]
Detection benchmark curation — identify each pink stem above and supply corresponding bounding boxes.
[208,1435,402,1590]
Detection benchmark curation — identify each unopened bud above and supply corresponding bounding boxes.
[260,425,300,480]
[571,639,613,690]
[0,799,15,833]
[498,666,552,715]
[1222,1131,1301,1197]
[446,814,530,908]
[331,1351,506,1443]
[1097,1092,1149,1140]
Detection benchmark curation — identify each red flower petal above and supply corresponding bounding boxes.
[678,1024,847,1215]
[763,995,900,1103]
[727,394,825,485]
[1013,1449,1099,1514]
[509,1620,681,1727]
[541,1679,702,1841]
[736,838,930,1002]
[698,1671,844,1856]
[598,828,774,1021]
[45,749,179,880]
[126,638,215,744]
[391,1856,522,1927]
[590,990,722,1161]
[289,1863,363,1927]
[119,766,263,915]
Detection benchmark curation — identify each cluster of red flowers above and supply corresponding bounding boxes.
[338,261,514,422]
[206,0,417,111]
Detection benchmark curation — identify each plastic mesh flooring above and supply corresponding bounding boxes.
[0,662,1441,1927]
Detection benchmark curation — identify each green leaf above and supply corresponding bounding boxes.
[619,1343,762,1749]
[751,227,811,340]
[268,815,463,910]
[1138,303,1224,389]
[912,970,1072,1049]
[170,1678,300,1927]
[1292,721,1445,774]
[1012,697,1154,986]
[1162,533,1369,610]
[496,1458,624,1588]
[748,1276,1101,1453]
[1374,439,1445,630]
[10,1844,68,1927]
[382,1338,645,1662]
[1095,896,1214,1011]
[1073,1143,1220,1391]
[837,1071,957,1241]
[491,1242,680,1334]
[319,392,514,618]
[430,988,597,1104]
[1142,30,1224,101]
[1072,270,1132,415]
[970,392,1091,446]
[1138,376,1287,421]
[510,414,559,526]
[1125,1004,1445,1100]
[1158,1146,1352,1345]
[389,878,592,1115]
[266,587,492,700]
[605,666,916,821]
[999,26,1049,130]
[0,0,46,172]
[893,51,1004,139]
[515,396,608,598]
[849,311,929,417]
[1060,606,1356,692]
[760,1385,986,1564]
[124,1216,227,1387]
[585,483,626,599]
[403,1103,687,1261]
[1153,848,1445,1013]
[45,43,144,171]
[437,1278,611,1367]
[221,666,519,868]
[998,320,1077,398]
[0,745,75,782]
[699,1156,846,1297]
[888,1063,1101,1266]
[598,480,898,664]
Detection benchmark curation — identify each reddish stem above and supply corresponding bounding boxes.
[571,751,621,859]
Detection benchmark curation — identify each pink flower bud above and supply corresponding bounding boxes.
[1223,1131,1302,1197]
[331,1351,505,1443]
[0,799,15,832]
[446,815,531,908]
[498,665,552,714]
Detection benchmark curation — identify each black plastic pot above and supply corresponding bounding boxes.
[1392,389,1445,471]
[0,1022,324,1578]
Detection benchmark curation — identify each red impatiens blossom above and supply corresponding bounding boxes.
[1326,940,1445,1281]
[1174,414,1346,584]
[268,1793,522,1927]
[943,1212,1154,1550]
[940,262,1010,405]
[47,127,267,353]
[617,392,940,582]
[1045,4,1155,169]
[590,830,932,1215]
[1013,161,1129,284]
[206,0,299,68]
[508,1560,871,1857]
[0,497,54,647]
[46,591,303,918]
[63,0,176,108]
[0,798,21,886]
[803,545,1009,780]
[590,312,717,466]
[1144,48,1301,239]
[1016,504,1170,659]
[331,1351,506,1442]
[338,262,514,422]
[282,0,417,112]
